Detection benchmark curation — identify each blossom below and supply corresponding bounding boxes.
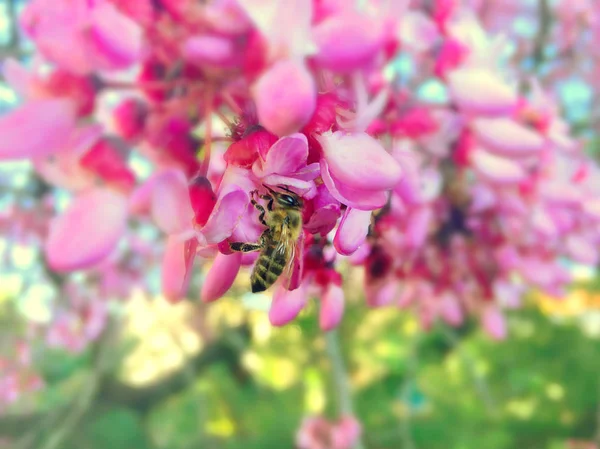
[21,0,143,74]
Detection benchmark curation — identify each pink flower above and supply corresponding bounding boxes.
[447,68,518,114]
[269,280,310,326]
[45,188,128,272]
[21,0,143,74]
[252,133,320,194]
[0,99,77,161]
[319,284,345,331]
[333,208,372,256]
[201,252,242,302]
[312,9,385,72]
[252,59,317,136]
[318,131,403,210]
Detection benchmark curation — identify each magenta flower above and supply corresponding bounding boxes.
[252,133,319,195]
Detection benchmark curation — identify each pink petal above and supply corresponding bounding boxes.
[2,58,33,98]
[482,306,507,341]
[0,99,76,160]
[128,176,156,215]
[293,162,320,180]
[404,206,433,248]
[151,169,194,234]
[334,208,372,256]
[318,131,402,191]
[254,133,308,176]
[320,158,387,210]
[45,188,128,271]
[200,252,242,302]
[252,59,316,136]
[161,235,194,302]
[365,279,399,307]
[199,189,249,245]
[313,11,384,72]
[261,174,314,192]
[88,2,143,70]
[319,284,344,331]
[448,68,518,114]
[269,281,309,326]
[565,234,598,265]
[439,292,463,326]
[182,34,236,66]
[472,117,544,157]
[470,148,526,183]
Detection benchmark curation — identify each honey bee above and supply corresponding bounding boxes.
[229,186,304,293]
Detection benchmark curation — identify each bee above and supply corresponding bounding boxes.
[229,186,304,293]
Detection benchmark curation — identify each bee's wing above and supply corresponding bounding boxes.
[282,229,304,291]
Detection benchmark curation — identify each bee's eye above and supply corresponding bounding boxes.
[280,194,295,205]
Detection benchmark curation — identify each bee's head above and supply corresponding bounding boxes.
[265,185,303,210]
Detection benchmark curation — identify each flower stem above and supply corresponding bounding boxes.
[324,329,366,449]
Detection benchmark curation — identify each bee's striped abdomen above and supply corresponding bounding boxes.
[251,240,288,293]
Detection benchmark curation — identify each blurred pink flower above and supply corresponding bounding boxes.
[21,0,143,74]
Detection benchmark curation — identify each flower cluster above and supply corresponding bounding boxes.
[0,0,599,362]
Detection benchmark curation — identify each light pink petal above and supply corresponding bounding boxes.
[182,34,236,66]
[129,176,156,215]
[252,59,316,136]
[293,162,321,180]
[199,189,249,245]
[493,279,523,309]
[2,58,34,98]
[88,2,143,70]
[331,416,362,449]
[319,284,344,331]
[318,131,402,191]
[472,117,544,157]
[439,292,463,326]
[45,188,128,271]
[0,99,76,160]
[530,208,558,237]
[365,279,399,307]
[269,281,309,326]
[448,68,518,114]
[236,0,314,58]
[255,133,308,176]
[470,148,526,184]
[320,158,387,210]
[404,206,433,248]
[200,252,242,302]
[151,169,194,234]
[482,306,507,341]
[565,234,599,265]
[261,174,314,192]
[334,207,371,256]
[313,11,384,72]
[161,235,194,302]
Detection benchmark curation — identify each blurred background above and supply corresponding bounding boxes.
[1,0,600,448]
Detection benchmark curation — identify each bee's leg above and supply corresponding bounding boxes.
[251,199,268,226]
[229,242,263,252]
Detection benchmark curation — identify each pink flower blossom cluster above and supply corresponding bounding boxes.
[296,415,361,449]
[0,0,598,354]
